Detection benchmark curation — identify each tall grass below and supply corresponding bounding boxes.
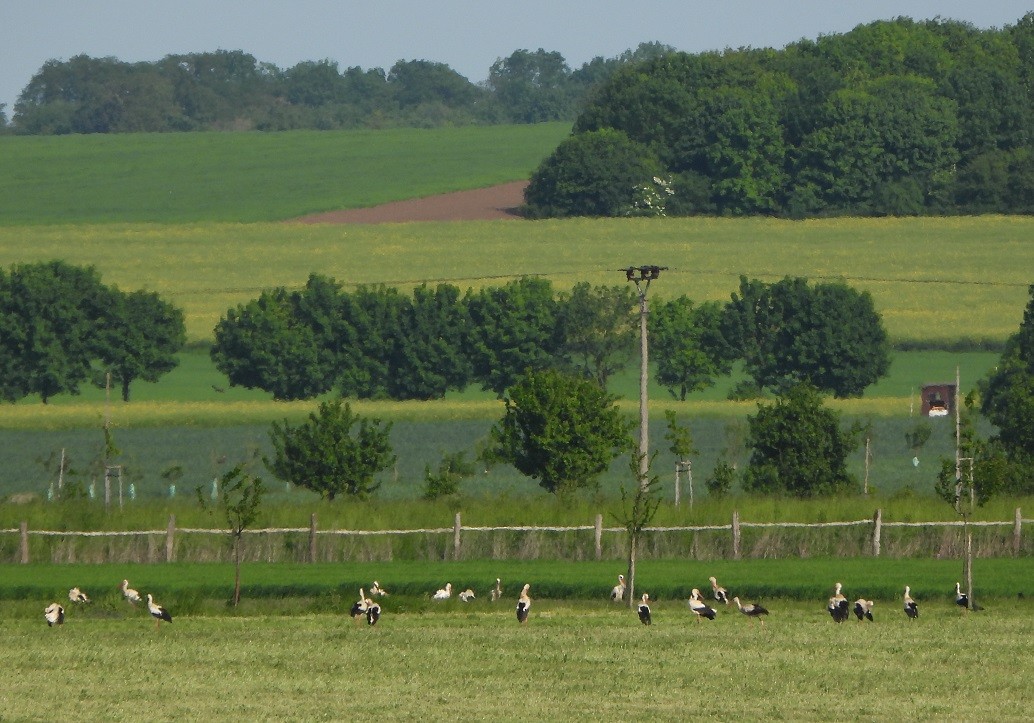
[1,216,1029,343]
[0,124,571,224]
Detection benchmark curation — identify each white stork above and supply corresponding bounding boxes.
[853,598,874,622]
[45,603,65,627]
[828,582,849,623]
[370,581,389,597]
[121,579,142,605]
[516,583,531,624]
[637,593,652,625]
[349,588,369,621]
[433,582,452,600]
[610,574,626,602]
[903,586,919,620]
[146,594,173,628]
[490,578,502,602]
[708,576,729,605]
[733,596,769,626]
[365,596,381,626]
[955,582,969,611]
[459,588,476,602]
[689,588,717,621]
[68,587,90,604]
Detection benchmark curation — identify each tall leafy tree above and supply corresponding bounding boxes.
[211,287,332,401]
[95,288,186,401]
[722,276,890,398]
[488,369,631,495]
[487,49,574,123]
[557,282,637,387]
[265,399,395,501]
[0,261,111,402]
[743,384,860,497]
[334,284,406,399]
[463,277,562,396]
[388,283,471,400]
[650,296,733,400]
[524,129,663,218]
[980,284,1034,466]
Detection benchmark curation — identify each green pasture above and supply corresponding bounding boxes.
[0,123,571,224]
[2,560,1031,718]
[0,215,1029,345]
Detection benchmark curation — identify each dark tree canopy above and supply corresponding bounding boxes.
[489,369,631,495]
[545,14,1034,217]
[523,129,663,218]
[650,296,733,400]
[980,284,1034,463]
[464,277,563,396]
[743,384,860,497]
[0,261,183,403]
[265,399,395,501]
[557,282,637,387]
[722,276,890,398]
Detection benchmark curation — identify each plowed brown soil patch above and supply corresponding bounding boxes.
[293,180,528,224]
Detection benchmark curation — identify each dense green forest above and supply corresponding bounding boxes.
[526,14,1034,218]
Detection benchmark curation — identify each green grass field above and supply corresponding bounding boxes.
[0,215,1030,344]
[3,559,1032,718]
[0,124,571,224]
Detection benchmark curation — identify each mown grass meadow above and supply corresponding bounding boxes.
[3,558,1032,719]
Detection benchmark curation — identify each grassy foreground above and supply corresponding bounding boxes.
[4,598,1031,718]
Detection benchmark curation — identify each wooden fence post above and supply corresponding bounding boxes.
[19,521,29,564]
[165,515,176,563]
[309,513,318,563]
[872,508,882,557]
[732,510,741,560]
[594,514,603,560]
[1014,507,1022,557]
[453,512,462,558]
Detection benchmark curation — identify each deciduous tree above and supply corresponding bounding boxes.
[265,399,395,501]
[488,369,631,495]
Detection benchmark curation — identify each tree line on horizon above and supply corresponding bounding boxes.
[0,43,674,134]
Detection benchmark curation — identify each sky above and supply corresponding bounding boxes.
[2,1,1031,118]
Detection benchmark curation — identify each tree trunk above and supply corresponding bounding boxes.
[233,534,242,606]
[626,531,638,609]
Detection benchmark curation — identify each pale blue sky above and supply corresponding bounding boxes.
[2,1,1031,117]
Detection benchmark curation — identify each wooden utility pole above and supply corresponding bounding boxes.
[624,266,666,490]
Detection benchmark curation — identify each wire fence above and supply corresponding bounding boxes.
[2,508,1028,564]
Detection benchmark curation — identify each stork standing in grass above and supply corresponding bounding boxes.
[903,586,919,619]
[610,574,626,602]
[637,593,652,625]
[365,595,381,626]
[955,582,969,611]
[121,579,142,605]
[733,596,769,626]
[689,589,717,622]
[45,603,64,627]
[853,599,874,622]
[708,576,729,606]
[459,588,476,602]
[68,587,90,604]
[828,582,849,623]
[433,583,452,600]
[516,583,531,624]
[490,578,502,602]
[349,589,368,622]
[370,581,388,597]
[146,594,172,629]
